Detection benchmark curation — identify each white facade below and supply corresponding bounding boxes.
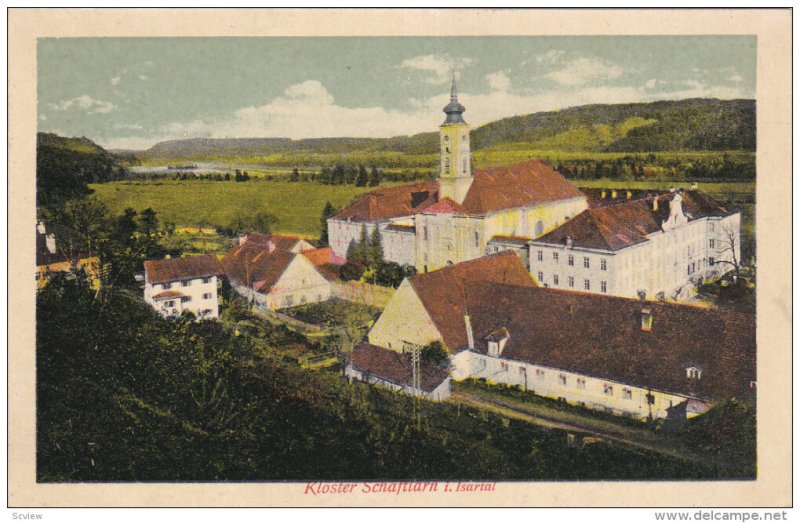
[530,206,742,300]
[144,275,220,320]
[450,350,710,420]
[344,364,451,401]
[231,254,332,311]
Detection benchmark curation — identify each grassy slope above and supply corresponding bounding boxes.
[89,180,401,237]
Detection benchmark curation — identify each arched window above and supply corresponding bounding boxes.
[535,220,544,236]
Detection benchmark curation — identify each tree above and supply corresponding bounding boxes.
[137,208,159,238]
[368,166,381,187]
[368,226,384,268]
[420,341,450,367]
[319,202,336,245]
[290,168,300,182]
[355,165,369,187]
[714,224,742,282]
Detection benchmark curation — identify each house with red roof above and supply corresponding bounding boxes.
[529,189,742,300]
[144,254,222,319]
[327,77,587,273]
[351,253,755,418]
[221,233,335,310]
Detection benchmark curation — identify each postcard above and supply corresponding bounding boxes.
[8,8,792,508]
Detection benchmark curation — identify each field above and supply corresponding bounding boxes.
[89,180,401,237]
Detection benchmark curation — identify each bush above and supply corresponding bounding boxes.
[339,261,365,282]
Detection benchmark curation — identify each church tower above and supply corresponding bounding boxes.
[438,74,473,204]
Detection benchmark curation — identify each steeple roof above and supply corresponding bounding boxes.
[442,73,466,125]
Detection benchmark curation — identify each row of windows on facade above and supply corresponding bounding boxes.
[535,251,608,270]
[442,157,469,175]
[155,276,213,290]
[537,272,608,293]
[495,363,637,399]
[161,293,214,307]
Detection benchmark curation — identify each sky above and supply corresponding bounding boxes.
[37,36,757,150]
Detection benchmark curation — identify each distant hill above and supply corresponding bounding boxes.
[137,98,755,160]
[37,132,128,207]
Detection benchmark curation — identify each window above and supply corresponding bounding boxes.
[519,366,526,375]
[535,369,545,380]
[553,274,559,285]
[568,255,574,266]
[710,222,715,232]
[709,239,715,249]
[553,252,559,262]
[182,280,191,287]
[600,281,607,293]
[646,393,655,405]
[583,257,590,269]
[603,384,613,396]
[182,296,192,303]
[537,250,543,261]
[474,231,479,248]
[600,258,607,271]
[622,388,633,400]
[463,158,468,174]
[202,276,211,284]
[568,276,574,288]
[686,367,702,380]
[163,282,172,290]
[423,226,428,241]
[537,271,544,282]
[584,279,590,291]
[576,378,586,390]
[202,293,212,300]
[164,300,174,308]
[558,374,567,385]
[687,264,692,276]
[500,361,509,372]
[444,158,450,174]
[709,257,715,266]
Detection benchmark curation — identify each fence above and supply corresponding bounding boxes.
[332,280,395,308]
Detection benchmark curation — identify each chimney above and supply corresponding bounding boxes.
[640,306,653,331]
[652,198,659,212]
[464,314,475,350]
[567,304,575,316]
[566,236,574,249]
[267,240,276,253]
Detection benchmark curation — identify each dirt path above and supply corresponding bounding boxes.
[450,389,712,465]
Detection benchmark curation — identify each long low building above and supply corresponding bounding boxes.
[355,253,755,419]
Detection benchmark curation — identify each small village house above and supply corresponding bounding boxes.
[36,221,101,290]
[221,233,334,310]
[143,255,221,319]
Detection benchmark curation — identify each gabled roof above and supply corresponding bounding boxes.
[534,191,736,251]
[222,244,296,293]
[144,255,220,285]
[488,235,531,246]
[240,232,312,252]
[331,181,438,222]
[408,251,537,352]
[452,280,754,400]
[422,197,467,215]
[302,246,341,282]
[350,343,450,392]
[462,160,585,215]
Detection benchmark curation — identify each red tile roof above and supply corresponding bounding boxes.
[302,246,341,282]
[222,243,296,293]
[332,181,438,222]
[422,197,467,215]
[408,252,537,352]
[241,233,311,252]
[144,255,220,285]
[453,280,755,400]
[488,235,531,246]
[461,160,585,215]
[534,191,736,251]
[350,343,450,392]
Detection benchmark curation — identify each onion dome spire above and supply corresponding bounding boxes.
[442,72,466,125]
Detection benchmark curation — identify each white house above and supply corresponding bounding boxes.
[143,255,221,319]
[357,254,755,420]
[328,77,587,273]
[221,233,333,310]
[528,190,742,300]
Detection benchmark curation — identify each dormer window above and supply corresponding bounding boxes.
[686,366,702,380]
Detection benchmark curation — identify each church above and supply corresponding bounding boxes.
[327,77,588,273]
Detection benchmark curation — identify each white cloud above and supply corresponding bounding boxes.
[728,74,744,83]
[49,95,115,114]
[644,79,657,89]
[113,123,143,131]
[110,76,121,85]
[486,71,511,91]
[39,114,47,121]
[545,57,623,86]
[535,50,566,64]
[399,54,472,84]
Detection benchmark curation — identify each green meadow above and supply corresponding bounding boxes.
[89,180,401,237]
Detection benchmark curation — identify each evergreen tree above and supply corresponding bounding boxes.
[355,165,369,187]
[319,201,336,245]
[290,168,300,182]
[369,226,384,268]
[368,166,381,187]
